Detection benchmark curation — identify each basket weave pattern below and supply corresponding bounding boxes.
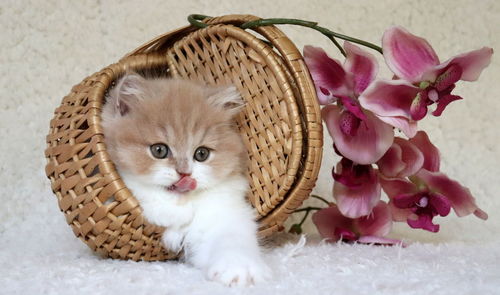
[45,15,322,261]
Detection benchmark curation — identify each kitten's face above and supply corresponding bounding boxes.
[102,75,246,194]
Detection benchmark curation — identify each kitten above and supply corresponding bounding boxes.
[101,73,270,287]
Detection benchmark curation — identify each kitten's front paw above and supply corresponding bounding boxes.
[162,229,185,254]
[207,255,271,287]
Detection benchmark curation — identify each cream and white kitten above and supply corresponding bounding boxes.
[102,73,270,286]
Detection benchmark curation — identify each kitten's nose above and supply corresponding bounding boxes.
[177,171,191,177]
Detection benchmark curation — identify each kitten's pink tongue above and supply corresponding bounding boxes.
[171,175,197,193]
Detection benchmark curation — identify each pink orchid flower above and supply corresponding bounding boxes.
[380,176,451,232]
[379,131,488,232]
[312,201,402,245]
[304,43,394,164]
[360,26,493,137]
[332,158,381,219]
[378,131,440,178]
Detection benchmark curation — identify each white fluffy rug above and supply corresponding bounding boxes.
[1,1,499,294]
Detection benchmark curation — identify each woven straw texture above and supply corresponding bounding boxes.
[44,14,322,261]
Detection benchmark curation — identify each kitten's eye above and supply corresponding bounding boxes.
[150,143,169,159]
[194,147,210,162]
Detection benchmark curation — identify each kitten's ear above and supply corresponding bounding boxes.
[207,86,245,117]
[112,73,146,116]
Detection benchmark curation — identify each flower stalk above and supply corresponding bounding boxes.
[187,14,384,56]
[290,206,322,234]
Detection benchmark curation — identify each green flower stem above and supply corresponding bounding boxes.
[295,207,321,227]
[241,18,346,56]
[186,14,383,56]
[187,14,210,28]
[291,206,323,233]
[299,210,310,226]
[310,194,331,205]
[294,206,323,213]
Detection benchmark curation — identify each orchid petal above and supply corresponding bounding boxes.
[379,176,419,198]
[432,94,463,117]
[408,131,440,172]
[377,144,406,178]
[338,110,361,136]
[355,201,392,237]
[360,79,420,118]
[393,193,421,209]
[334,164,381,218]
[388,200,414,222]
[434,64,463,91]
[338,96,367,121]
[377,115,418,138]
[410,91,429,121]
[423,47,494,82]
[334,228,358,241]
[332,158,364,188]
[474,208,489,220]
[304,45,350,104]
[395,138,424,177]
[382,26,440,83]
[378,138,424,178]
[322,105,394,165]
[344,41,379,96]
[407,213,440,232]
[357,235,404,246]
[312,205,352,241]
[429,192,452,217]
[416,169,488,219]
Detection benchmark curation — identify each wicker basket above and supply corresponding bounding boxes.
[44,14,323,261]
